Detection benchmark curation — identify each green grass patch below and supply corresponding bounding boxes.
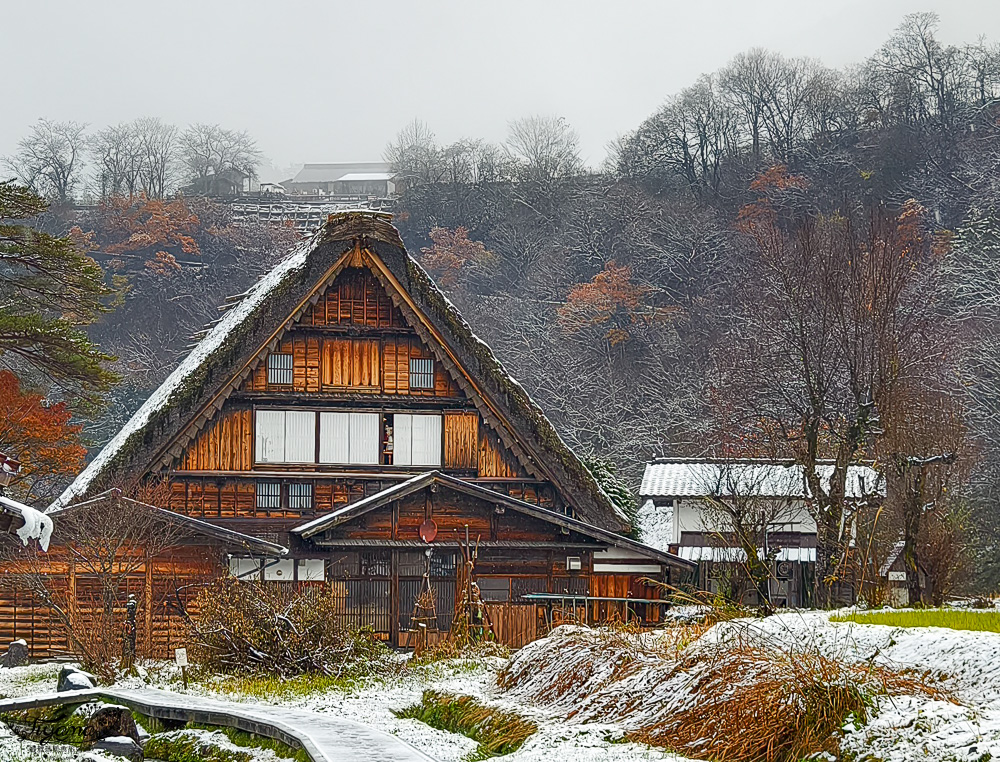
[831,609,1000,633]
[144,730,253,762]
[201,670,359,700]
[186,722,310,762]
[394,690,536,760]
[0,703,90,745]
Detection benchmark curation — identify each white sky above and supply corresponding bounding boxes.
[4,0,999,175]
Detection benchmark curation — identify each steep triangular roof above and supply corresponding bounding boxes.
[54,211,626,531]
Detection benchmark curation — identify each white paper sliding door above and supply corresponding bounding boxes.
[255,410,286,463]
[394,413,412,465]
[350,412,380,465]
[319,412,350,464]
[284,411,316,463]
[394,414,441,467]
[319,412,379,465]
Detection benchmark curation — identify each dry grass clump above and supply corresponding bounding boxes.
[190,578,393,678]
[410,637,509,665]
[498,623,947,762]
[629,644,945,762]
[394,690,536,759]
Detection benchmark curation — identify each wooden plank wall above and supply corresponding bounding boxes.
[485,604,539,648]
[478,427,523,478]
[306,267,403,329]
[444,411,478,470]
[0,548,222,659]
[179,409,253,471]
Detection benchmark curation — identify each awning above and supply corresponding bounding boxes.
[676,546,816,563]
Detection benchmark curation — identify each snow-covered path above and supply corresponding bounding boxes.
[0,686,435,762]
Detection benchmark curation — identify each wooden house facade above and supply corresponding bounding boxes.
[36,212,691,653]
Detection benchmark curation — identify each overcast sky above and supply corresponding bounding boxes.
[5,0,999,179]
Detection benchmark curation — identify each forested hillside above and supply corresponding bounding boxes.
[385,14,1000,590]
[4,13,1000,592]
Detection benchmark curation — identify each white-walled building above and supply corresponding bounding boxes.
[637,458,883,606]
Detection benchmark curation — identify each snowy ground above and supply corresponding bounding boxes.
[3,612,1000,761]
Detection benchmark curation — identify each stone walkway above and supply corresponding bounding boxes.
[0,686,435,762]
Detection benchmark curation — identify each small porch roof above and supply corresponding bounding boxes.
[292,471,695,572]
[50,490,288,557]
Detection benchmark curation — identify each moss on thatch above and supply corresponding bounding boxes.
[66,212,625,532]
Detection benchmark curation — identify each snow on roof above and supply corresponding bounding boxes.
[0,495,53,551]
[636,499,672,551]
[291,162,392,184]
[640,458,883,500]
[51,235,318,510]
[336,172,392,182]
[0,452,20,476]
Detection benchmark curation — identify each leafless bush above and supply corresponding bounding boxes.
[189,578,392,678]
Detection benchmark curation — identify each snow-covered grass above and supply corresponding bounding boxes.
[395,690,537,758]
[144,728,291,762]
[10,612,1000,762]
[832,607,1000,632]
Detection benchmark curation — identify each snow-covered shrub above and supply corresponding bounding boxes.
[189,579,392,678]
[499,624,946,762]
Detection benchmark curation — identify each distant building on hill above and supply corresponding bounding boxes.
[283,162,396,196]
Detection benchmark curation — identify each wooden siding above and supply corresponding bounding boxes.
[322,338,380,390]
[0,546,223,659]
[305,267,404,329]
[178,408,253,471]
[478,427,523,478]
[444,411,478,470]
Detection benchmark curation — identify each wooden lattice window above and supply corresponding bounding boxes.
[288,482,313,510]
[408,358,434,389]
[256,481,281,511]
[267,353,293,385]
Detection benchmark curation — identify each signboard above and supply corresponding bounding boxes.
[887,571,907,582]
[174,647,188,667]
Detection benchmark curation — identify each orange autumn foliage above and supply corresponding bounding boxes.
[0,371,86,498]
[92,195,202,275]
[419,226,495,288]
[558,261,651,346]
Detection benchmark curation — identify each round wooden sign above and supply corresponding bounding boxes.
[419,519,438,543]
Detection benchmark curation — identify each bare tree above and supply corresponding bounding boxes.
[135,117,178,198]
[716,178,954,606]
[719,48,781,163]
[6,119,88,203]
[0,487,192,678]
[384,119,446,186]
[91,122,145,198]
[870,13,973,126]
[699,463,802,613]
[505,115,583,182]
[179,123,261,195]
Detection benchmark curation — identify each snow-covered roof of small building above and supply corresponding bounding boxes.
[336,172,392,182]
[0,451,21,481]
[640,458,883,499]
[0,495,53,551]
[291,162,392,184]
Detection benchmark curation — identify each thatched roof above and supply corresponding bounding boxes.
[54,211,627,532]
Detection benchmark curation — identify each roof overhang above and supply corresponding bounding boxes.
[292,472,694,571]
[50,490,288,557]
